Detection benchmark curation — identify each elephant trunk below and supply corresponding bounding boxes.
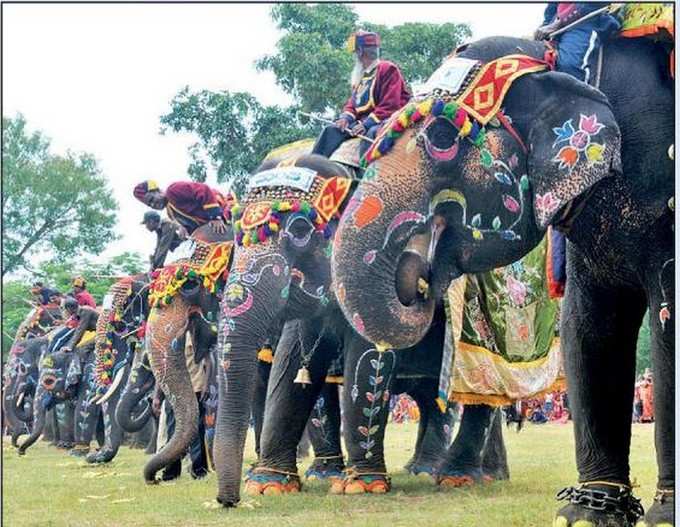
[215,250,289,506]
[143,298,198,483]
[332,135,435,349]
[17,389,50,455]
[13,383,35,422]
[3,383,28,439]
[115,374,154,433]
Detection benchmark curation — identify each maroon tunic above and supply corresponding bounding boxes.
[74,290,96,308]
[164,182,227,234]
[340,60,411,130]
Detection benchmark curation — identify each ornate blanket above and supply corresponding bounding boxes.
[364,54,550,165]
[619,3,674,40]
[440,237,564,408]
[226,166,352,246]
[148,241,232,308]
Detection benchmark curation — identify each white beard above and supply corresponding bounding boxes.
[350,58,364,87]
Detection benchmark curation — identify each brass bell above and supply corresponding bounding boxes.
[293,366,312,387]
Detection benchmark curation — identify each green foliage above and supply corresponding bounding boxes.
[1,252,145,362]
[160,88,318,193]
[257,4,471,112]
[2,115,119,276]
[162,4,471,189]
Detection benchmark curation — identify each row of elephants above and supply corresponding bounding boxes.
[5,35,675,527]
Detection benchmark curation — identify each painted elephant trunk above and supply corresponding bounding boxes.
[143,297,198,483]
[17,388,49,455]
[3,389,29,445]
[215,249,290,506]
[13,384,34,422]
[332,140,435,349]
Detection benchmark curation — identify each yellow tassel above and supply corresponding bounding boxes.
[417,99,433,116]
[293,366,312,386]
[257,347,274,364]
[459,118,472,137]
[397,113,409,128]
[435,397,447,414]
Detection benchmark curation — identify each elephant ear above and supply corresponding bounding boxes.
[526,73,622,228]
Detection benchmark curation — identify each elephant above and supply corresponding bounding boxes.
[331,36,673,527]
[3,303,63,444]
[114,349,156,439]
[136,223,281,483]
[213,154,509,506]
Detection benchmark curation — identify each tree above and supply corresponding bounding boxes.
[635,311,651,376]
[160,89,318,192]
[256,4,472,113]
[162,4,471,189]
[2,115,119,276]
[2,252,145,362]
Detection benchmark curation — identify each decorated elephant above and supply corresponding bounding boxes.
[331,36,673,527]
[213,155,510,507]
[3,303,63,445]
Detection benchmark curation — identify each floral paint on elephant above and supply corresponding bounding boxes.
[552,114,607,172]
[350,348,396,459]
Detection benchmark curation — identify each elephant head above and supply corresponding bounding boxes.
[93,274,150,403]
[3,337,48,444]
[215,155,352,506]
[332,48,621,349]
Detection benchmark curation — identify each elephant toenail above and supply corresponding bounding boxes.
[572,521,594,527]
[553,517,569,527]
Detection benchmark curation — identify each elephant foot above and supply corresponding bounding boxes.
[56,441,75,450]
[328,469,391,495]
[69,445,90,458]
[244,468,301,496]
[85,449,114,464]
[554,483,645,527]
[406,462,440,478]
[635,489,674,527]
[437,468,485,488]
[304,456,345,481]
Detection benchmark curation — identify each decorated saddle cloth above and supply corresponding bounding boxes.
[438,237,564,408]
[148,238,233,308]
[227,165,352,246]
[364,53,551,165]
[619,3,673,41]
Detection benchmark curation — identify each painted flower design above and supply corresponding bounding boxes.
[506,275,528,306]
[552,114,606,171]
[535,192,560,218]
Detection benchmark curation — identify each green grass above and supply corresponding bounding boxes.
[3,422,657,527]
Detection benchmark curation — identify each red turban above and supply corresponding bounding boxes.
[347,31,380,53]
[133,180,159,202]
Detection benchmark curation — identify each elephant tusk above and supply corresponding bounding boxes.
[669,144,674,161]
[96,368,126,406]
[16,392,25,408]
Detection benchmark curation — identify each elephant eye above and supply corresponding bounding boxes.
[18,363,27,375]
[284,215,315,247]
[424,117,459,150]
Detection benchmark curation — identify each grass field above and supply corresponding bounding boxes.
[2,422,657,527]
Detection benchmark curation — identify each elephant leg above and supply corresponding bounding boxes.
[251,359,271,458]
[481,408,509,481]
[58,401,76,449]
[637,252,674,527]
[437,404,493,487]
[304,382,345,481]
[333,336,398,495]
[145,416,158,455]
[555,252,646,527]
[43,408,57,444]
[70,389,100,457]
[245,319,336,497]
[405,378,453,478]
[187,393,209,479]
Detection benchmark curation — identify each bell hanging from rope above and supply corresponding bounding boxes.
[293,365,312,387]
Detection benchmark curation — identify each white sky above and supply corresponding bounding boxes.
[2,2,545,263]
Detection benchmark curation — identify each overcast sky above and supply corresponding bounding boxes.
[3,2,545,263]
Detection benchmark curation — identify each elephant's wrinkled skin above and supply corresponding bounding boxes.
[332,37,673,526]
[215,156,507,506]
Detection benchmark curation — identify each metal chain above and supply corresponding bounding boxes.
[556,485,645,523]
[297,322,326,368]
